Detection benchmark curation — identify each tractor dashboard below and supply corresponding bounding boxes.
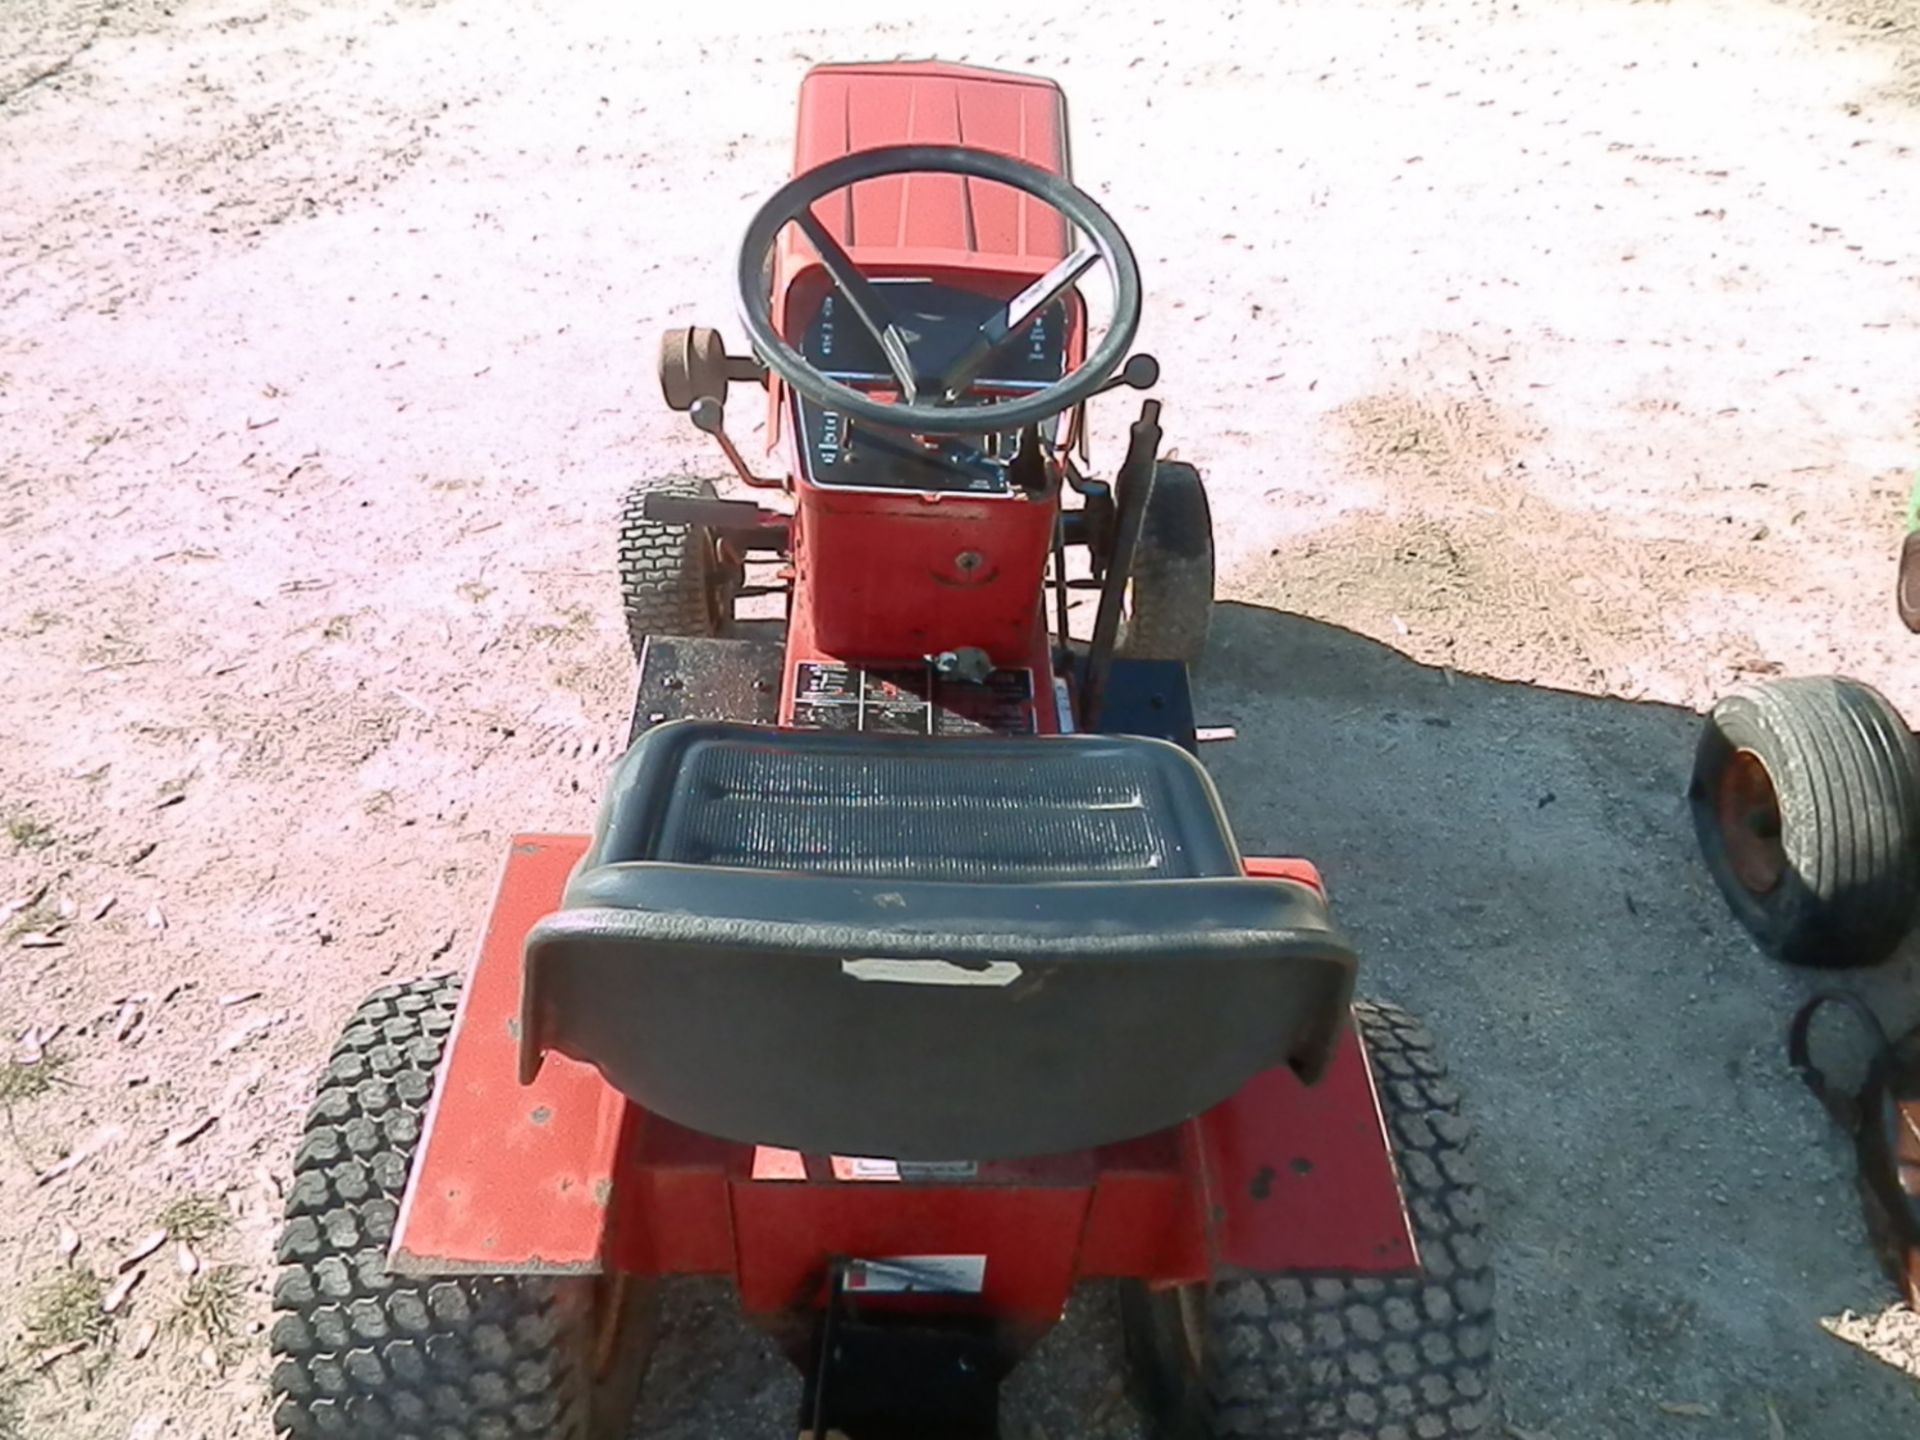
[793,278,1069,494]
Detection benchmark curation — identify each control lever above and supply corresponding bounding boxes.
[1093,353,1160,397]
[688,397,781,490]
[1080,399,1163,728]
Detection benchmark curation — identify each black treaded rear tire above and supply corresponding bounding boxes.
[1120,1000,1495,1439]
[1690,676,1920,968]
[1118,460,1215,664]
[618,474,729,660]
[270,975,649,1440]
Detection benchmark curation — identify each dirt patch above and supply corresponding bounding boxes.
[1254,382,1787,702]
[1826,1305,1920,1382]
[1798,0,1920,104]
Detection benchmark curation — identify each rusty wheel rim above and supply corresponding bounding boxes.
[590,1273,630,1379]
[1175,1285,1207,1372]
[1717,748,1787,895]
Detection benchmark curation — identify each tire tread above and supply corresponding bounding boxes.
[1691,676,1920,967]
[270,976,598,1440]
[617,475,723,660]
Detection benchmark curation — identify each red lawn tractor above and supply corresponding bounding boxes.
[270,62,1495,1440]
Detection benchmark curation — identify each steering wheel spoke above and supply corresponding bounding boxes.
[793,210,923,403]
[738,145,1142,438]
[934,244,1101,401]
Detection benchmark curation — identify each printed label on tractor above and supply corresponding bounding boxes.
[833,1157,984,1184]
[844,1255,988,1295]
[792,661,1035,735]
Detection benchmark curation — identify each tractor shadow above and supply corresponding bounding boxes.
[1194,602,1920,1433]
[629,602,1920,1439]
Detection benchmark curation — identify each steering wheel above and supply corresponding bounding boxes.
[736,144,1143,439]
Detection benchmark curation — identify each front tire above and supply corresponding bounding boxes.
[1690,676,1920,968]
[617,474,732,661]
[270,976,650,1440]
[1120,1000,1495,1439]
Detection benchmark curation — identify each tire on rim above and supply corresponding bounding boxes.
[618,474,733,660]
[1118,460,1215,664]
[1690,676,1920,969]
[1119,1000,1495,1440]
[270,976,653,1440]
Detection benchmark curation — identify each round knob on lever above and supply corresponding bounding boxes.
[1095,353,1160,397]
[688,396,726,436]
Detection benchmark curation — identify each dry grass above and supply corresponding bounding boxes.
[4,813,54,852]
[168,1266,244,1351]
[22,1270,107,1350]
[0,1054,67,1107]
[153,1195,227,1247]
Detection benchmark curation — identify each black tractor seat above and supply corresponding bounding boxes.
[522,720,1356,1160]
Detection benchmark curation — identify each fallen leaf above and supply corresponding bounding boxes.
[1766,1398,1786,1440]
[128,1319,158,1359]
[33,1339,87,1369]
[216,990,261,1008]
[103,1268,143,1313]
[168,1114,218,1149]
[218,1010,286,1055]
[1,882,50,922]
[36,1124,126,1186]
[1658,1402,1714,1418]
[92,895,117,921]
[175,1241,199,1277]
[57,1222,80,1262]
[120,1229,167,1270]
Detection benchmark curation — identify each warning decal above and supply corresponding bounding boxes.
[791,662,1035,735]
[844,1255,988,1295]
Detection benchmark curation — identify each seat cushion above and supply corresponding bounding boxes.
[520,721,1356,1160]
[587,719,1244,882]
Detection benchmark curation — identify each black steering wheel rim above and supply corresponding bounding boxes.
[735,144,1143,438]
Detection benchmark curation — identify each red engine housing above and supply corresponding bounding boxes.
[774,63,1081,676]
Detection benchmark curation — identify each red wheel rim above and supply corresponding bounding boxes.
[1717,748,1787,895]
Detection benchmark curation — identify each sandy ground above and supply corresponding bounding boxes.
[4,0,1920,1436]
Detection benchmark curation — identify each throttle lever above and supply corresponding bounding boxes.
[1093,353,1160,397]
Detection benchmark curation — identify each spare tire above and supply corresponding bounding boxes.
[1691,676,1920,968]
